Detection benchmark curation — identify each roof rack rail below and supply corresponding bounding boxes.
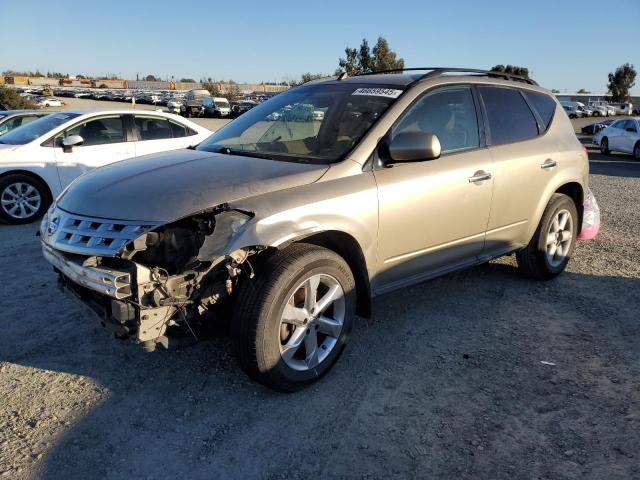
[353,67,538,86]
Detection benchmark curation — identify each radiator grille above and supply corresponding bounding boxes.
[43,208,161,256]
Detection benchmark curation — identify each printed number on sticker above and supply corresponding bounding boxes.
[352,88,402,98]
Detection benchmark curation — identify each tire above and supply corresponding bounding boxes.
[232,243,356,392]
[634,142,640,161]
[593,111,601,117]
[0,174,50,224]
[600,137,610,155]
[516,193,578,280]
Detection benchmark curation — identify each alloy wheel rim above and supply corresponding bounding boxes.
[546,209,573,268]
[278,273,345,372]
[1,182,41,219]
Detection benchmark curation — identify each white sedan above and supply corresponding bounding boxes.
[0,109,212,223]
[593,118,640,160]
[37,98,63,107]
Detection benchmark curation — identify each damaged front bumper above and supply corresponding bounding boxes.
[42,244,132,299]
[44,243,181,349]
[41,205,256,351]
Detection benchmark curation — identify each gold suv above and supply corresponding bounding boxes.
[41,68,588,391]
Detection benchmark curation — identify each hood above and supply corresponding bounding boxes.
[58,149,328,222]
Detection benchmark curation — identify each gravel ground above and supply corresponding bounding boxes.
[0,118,639,479]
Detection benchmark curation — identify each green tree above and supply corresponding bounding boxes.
[607,63,636,102]
[223,84,242,101]
[551,89,560,93]
[576,88,591,94]
[372,37,404,72]
[144,74,159,82]
[203,81,221,97]
[179,78,196,83]
[299,73,325,85]
[337,36,404,75]
[0,86,36,110]
[490,64,530,78]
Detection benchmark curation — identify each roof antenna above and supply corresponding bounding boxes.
[337,71,348,81]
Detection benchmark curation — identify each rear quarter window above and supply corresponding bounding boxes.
[524,91,556,131]
[479,86,539,145]
[170,121,196,138]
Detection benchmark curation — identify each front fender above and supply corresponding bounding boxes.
[224,172,379,279]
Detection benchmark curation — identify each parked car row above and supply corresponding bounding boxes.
[561,100,637,119]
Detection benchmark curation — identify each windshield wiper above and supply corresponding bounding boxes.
[217,147,280,161]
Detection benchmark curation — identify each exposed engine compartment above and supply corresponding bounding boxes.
[49,206,262,352]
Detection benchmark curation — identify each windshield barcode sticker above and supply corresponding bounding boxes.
[352,88,402,98]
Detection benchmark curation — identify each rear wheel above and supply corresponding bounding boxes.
[0,174,50,224]
[600,137,610,155]
[232,243,356,391]
[516,194,578,280]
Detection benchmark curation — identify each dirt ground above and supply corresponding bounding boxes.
[0,118,639,479]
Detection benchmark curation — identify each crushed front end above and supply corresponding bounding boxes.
[40,204,257,351]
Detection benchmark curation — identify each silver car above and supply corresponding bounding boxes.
[41,68,589,391]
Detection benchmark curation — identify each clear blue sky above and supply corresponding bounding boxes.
[2,0,638,93]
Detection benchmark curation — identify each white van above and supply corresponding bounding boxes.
[588,102,609,117]
[610,102,633,115]
[560,101,583,119]
[202,96,231,118]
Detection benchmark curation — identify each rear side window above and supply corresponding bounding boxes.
[169,120,195,138]
[134,116,172,141]
[479,86,538,145]
[524,91,556,131]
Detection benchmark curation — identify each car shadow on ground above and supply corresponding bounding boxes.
[2,251,639,479]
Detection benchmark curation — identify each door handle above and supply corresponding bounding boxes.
[541,159,557,169]
[468,171,492,183]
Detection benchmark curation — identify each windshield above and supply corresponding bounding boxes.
[214,101,229,108]
[196,83,402,163]
[0,113,80,145]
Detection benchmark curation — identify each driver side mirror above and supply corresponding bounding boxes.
[387,132,441,163]
[62,134,84,152]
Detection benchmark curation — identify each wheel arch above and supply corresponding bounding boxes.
[290,230,372,318]
[555,182,584,233]
[0,169,53,204]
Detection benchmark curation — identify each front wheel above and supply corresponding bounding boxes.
[0,174,50,224]
[634,142,640,161]
[232,243,356,391]
[516,194,578,280]
[600,137,610,155]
